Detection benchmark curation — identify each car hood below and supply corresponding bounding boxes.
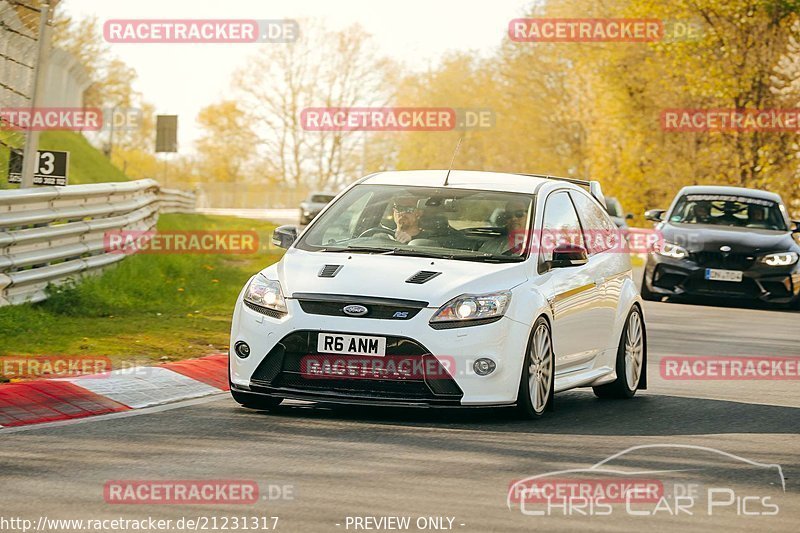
[265,248,529,307]
[659,222,798,254]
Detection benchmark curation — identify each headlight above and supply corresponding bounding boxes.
[758,252,799,267]
[656,242,688,259]
[243,276,287,315]
[430,291,511,328]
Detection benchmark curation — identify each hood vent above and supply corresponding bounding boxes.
[406,270,441,284]
[318,264,343,278]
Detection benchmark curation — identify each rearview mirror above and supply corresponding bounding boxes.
[272,225,298,249]
[547,244,589,270]
[644,209,666,222]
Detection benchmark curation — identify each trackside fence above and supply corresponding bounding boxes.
[0,179,196,306]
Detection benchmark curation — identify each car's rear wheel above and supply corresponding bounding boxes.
[593,306,645,399]
[517,317,554,418]
[231,390,283,410]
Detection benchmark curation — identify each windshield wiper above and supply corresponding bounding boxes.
[317,246,525,262]
[383,248,525,262]
[318,246,398,254]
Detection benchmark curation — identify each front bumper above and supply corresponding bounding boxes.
[230,297,532,406]
[643,252,800,304]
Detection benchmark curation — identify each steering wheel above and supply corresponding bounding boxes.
[358,227,396,239]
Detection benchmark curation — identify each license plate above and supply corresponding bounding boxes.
[704,268,743,282]
[317,333,387,356]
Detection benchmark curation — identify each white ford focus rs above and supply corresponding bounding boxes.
[229,170,646,418]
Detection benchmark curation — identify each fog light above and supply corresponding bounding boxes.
[473,358,496,376]
[234,341,251,359]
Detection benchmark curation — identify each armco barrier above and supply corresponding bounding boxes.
[0,179,196,306]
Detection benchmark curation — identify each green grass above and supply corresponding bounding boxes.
[0,214,282,368]
[1,131,128,189]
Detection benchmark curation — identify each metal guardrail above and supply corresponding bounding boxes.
[0,179,196,306]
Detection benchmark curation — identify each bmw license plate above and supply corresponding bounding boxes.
[704,268,743,282]
[317,333,387,356]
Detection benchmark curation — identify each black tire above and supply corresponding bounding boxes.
[516,316,554,419]
[231,389,283,410]
[640,273,661,301]
[593,306,645,399]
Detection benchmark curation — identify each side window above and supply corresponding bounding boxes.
[540,192,584,264]
[570,191,618,254]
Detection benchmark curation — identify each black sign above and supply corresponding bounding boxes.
[8,150,70,186]
[155,115,178,153]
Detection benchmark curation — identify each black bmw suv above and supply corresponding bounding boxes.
[642,185,800,307]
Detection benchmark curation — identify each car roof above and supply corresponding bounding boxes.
[361,170,553,194]
[677,185,783,203]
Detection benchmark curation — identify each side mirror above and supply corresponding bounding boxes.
[625,213,634,220]
[644,209,666,223]
[272,225,298,249]
[548,244,589,269]
[792,220,800,234]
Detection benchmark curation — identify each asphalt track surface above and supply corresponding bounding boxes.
[1,299,798,533]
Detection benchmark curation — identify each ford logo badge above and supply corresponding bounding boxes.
[343,304,368,316]
[720,245,732,252]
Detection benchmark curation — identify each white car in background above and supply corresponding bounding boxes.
[229,170,646,418]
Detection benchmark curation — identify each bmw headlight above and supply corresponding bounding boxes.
[656,242,689,259]
[430,291,511,328]
[758,252,799,267]
[243,275,287,315]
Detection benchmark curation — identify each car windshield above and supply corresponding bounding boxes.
[669,194,787,231]
[296,184,534,262]
[310,194,335,203]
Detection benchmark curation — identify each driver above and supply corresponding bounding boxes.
[392,196,425,244]
[693,202,712,224]
[748,204,768,228]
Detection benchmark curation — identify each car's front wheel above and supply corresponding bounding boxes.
[231,390,283,410]
[517,316,554,418]
[593,306,645,399]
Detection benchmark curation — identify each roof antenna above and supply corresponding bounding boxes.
[444,136,463,186]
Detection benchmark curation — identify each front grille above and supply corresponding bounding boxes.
[250,331,463,402]
[653,268,687,291]
[293,293,427,320]
[685,277,761,297]
[692,252,755,270]
[761,280,792,298]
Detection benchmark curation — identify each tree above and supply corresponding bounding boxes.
[195,100,259,184]
[233,21,394,190]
